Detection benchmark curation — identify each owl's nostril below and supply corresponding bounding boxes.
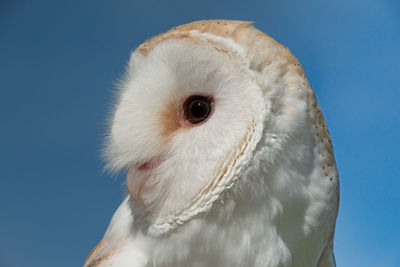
[136,159,160,171]
[138,162,151,171]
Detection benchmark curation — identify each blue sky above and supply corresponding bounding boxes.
[1,0,399,266]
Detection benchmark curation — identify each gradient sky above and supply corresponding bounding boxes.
[1,1,399,266]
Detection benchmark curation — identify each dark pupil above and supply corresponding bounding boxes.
[185,96,212,124]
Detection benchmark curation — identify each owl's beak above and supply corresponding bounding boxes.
[126,159,160,205]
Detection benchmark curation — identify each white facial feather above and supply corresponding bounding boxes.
[106,38,265,225]
[86,20,339,267]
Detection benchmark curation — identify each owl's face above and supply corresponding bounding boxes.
[107,38,265,224]
[105,21,322,235]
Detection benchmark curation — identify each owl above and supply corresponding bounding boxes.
[84,20,339,267]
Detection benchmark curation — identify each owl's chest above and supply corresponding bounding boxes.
[148,215,282,267]
[147,198,324,267]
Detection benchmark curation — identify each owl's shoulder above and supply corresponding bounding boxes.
[84,197,148,267]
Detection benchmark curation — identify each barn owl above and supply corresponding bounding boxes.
[84,20,339,267]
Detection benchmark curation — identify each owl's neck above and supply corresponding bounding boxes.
[151,122,336,266]
[102,128,333,266]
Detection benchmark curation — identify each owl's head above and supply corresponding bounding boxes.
[105,21,336,235]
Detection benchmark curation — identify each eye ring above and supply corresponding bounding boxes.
[183,95,214,125]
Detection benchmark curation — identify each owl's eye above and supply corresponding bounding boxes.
[184,95,214,125]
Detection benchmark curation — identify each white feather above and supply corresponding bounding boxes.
[85,20,339,267]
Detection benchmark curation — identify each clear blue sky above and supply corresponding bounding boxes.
[1,1,399,266]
